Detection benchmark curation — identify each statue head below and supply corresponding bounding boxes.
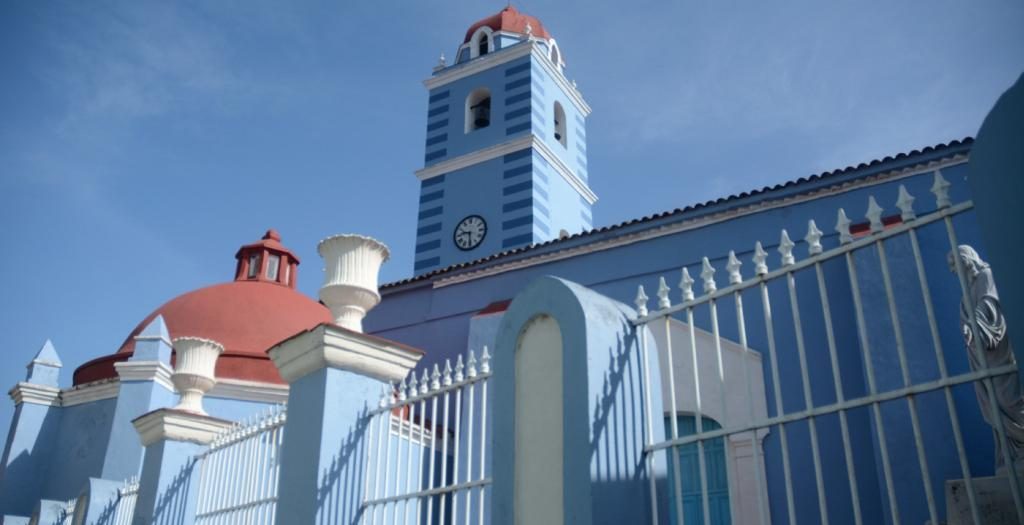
[948,244,989,280]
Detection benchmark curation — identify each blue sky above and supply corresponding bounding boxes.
[1,1,1021,434]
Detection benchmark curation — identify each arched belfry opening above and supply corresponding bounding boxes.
[470,27,493,59]
[466,88,492,132]
[554,102,567,147]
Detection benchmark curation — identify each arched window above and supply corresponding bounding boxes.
[664,415,731,525]
[553,102,567,148]
[470,27,494,59]
[465,88,491,133]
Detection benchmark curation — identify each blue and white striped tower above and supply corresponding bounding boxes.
[413,7,596,274]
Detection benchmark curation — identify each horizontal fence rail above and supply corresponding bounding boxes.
[362,348,492,525]
[633,172,1023,525]
[194,404,286,525]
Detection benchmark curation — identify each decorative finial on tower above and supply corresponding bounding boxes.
[433,52,446,73]
[524,22,533,37]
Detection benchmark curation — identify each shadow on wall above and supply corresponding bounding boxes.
[0,406,62,516]
[316,407,371,525]
[152,460,194,525]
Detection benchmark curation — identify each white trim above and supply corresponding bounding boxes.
[208,378,289,403]
[417,135,531,180]
[468,26,494,59]
[425,41,590,116]
[269,324,422,383]
[9,383,61,406]
[134,333,173,348]
[61,379,120,406]
[533,135,597,204]
[414,134,597,204]
[424,156,969,289]
[115,361,175,391]
[132,408,233,446]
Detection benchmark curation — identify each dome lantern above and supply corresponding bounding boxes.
[234,229,301,288]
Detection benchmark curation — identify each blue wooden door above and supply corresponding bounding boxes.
[664,415,731,525]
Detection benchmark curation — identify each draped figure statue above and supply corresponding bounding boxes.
[950,245,1024,472]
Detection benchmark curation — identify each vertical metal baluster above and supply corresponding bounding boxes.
[464,350,478,525]
[362,404,377,524]
[779,230,830,524]
[873,229,938,523]
[478,348,491,525]
[845,248,901,525]
[702,258,737,525]
[728,250,769,525]
[810,217,863,525]
[382,385,396,525]
[439,360,453,525]
[686,301,712,525]
[755,240,797,525]
[942,210,1024,518]
[401,374,418,525]
[417,369,429,524]
[906,222,981,524]
[450,356,465,525]
[648,279,686,525]
[426,365,441,525]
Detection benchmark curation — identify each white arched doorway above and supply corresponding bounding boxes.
[514,315,563,525]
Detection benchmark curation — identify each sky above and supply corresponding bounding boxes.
[0,0,1021,435]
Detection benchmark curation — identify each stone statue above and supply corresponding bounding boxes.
[950,244,1024,472]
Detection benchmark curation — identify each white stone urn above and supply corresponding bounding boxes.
[170,337,224,415]
[318,234,390,333]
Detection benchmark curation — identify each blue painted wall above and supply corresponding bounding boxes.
[373,154,990,524]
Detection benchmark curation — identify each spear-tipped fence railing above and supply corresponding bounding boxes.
[362,348,492,525]
[110,476,140,525]
[633,172,1023,525]
[194,404,287,525]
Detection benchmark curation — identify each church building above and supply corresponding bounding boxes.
[1,7,1019,525]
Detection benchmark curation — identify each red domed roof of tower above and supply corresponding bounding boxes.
[463,6,550,43]
[73,230,332,386]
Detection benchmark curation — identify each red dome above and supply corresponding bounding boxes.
[73,231,333,386]
[463,6,550,43]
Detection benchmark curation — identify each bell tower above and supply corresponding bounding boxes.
[412,7,596,275]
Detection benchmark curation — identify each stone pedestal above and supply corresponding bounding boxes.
[946,472,1023,525]
[131,408,232,525]
[269,322,421,525]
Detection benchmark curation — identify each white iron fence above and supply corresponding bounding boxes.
[633,172,1023,525]
[109,477,139,525]
[194,404,286,525]
[362,348,492,525]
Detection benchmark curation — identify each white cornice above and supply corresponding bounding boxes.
[428,156,969,289]
[61,379,120,406]
[416,135,531,180]
[424,41,590,116]
[415,135,597,204]
[269,324,423,384]
[132,408,233,446]
[9,383,61,407]
[115,361,175,391]
[532,137,598,204]
[208,379,289,403]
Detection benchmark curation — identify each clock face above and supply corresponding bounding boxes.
[454,215,487,251]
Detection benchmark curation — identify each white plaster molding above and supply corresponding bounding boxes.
[416,135,531,180]
[208,379,289,403]
[9,383,61,406]
[61,379,120,407]
[269,324,422,384]
[532,137,598,204]
[114,361,175,391]
[424,41,590,116]
[133,333,173,348]
[132,408,233,447]
[415,135,597,204]
[426,156,969,289]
